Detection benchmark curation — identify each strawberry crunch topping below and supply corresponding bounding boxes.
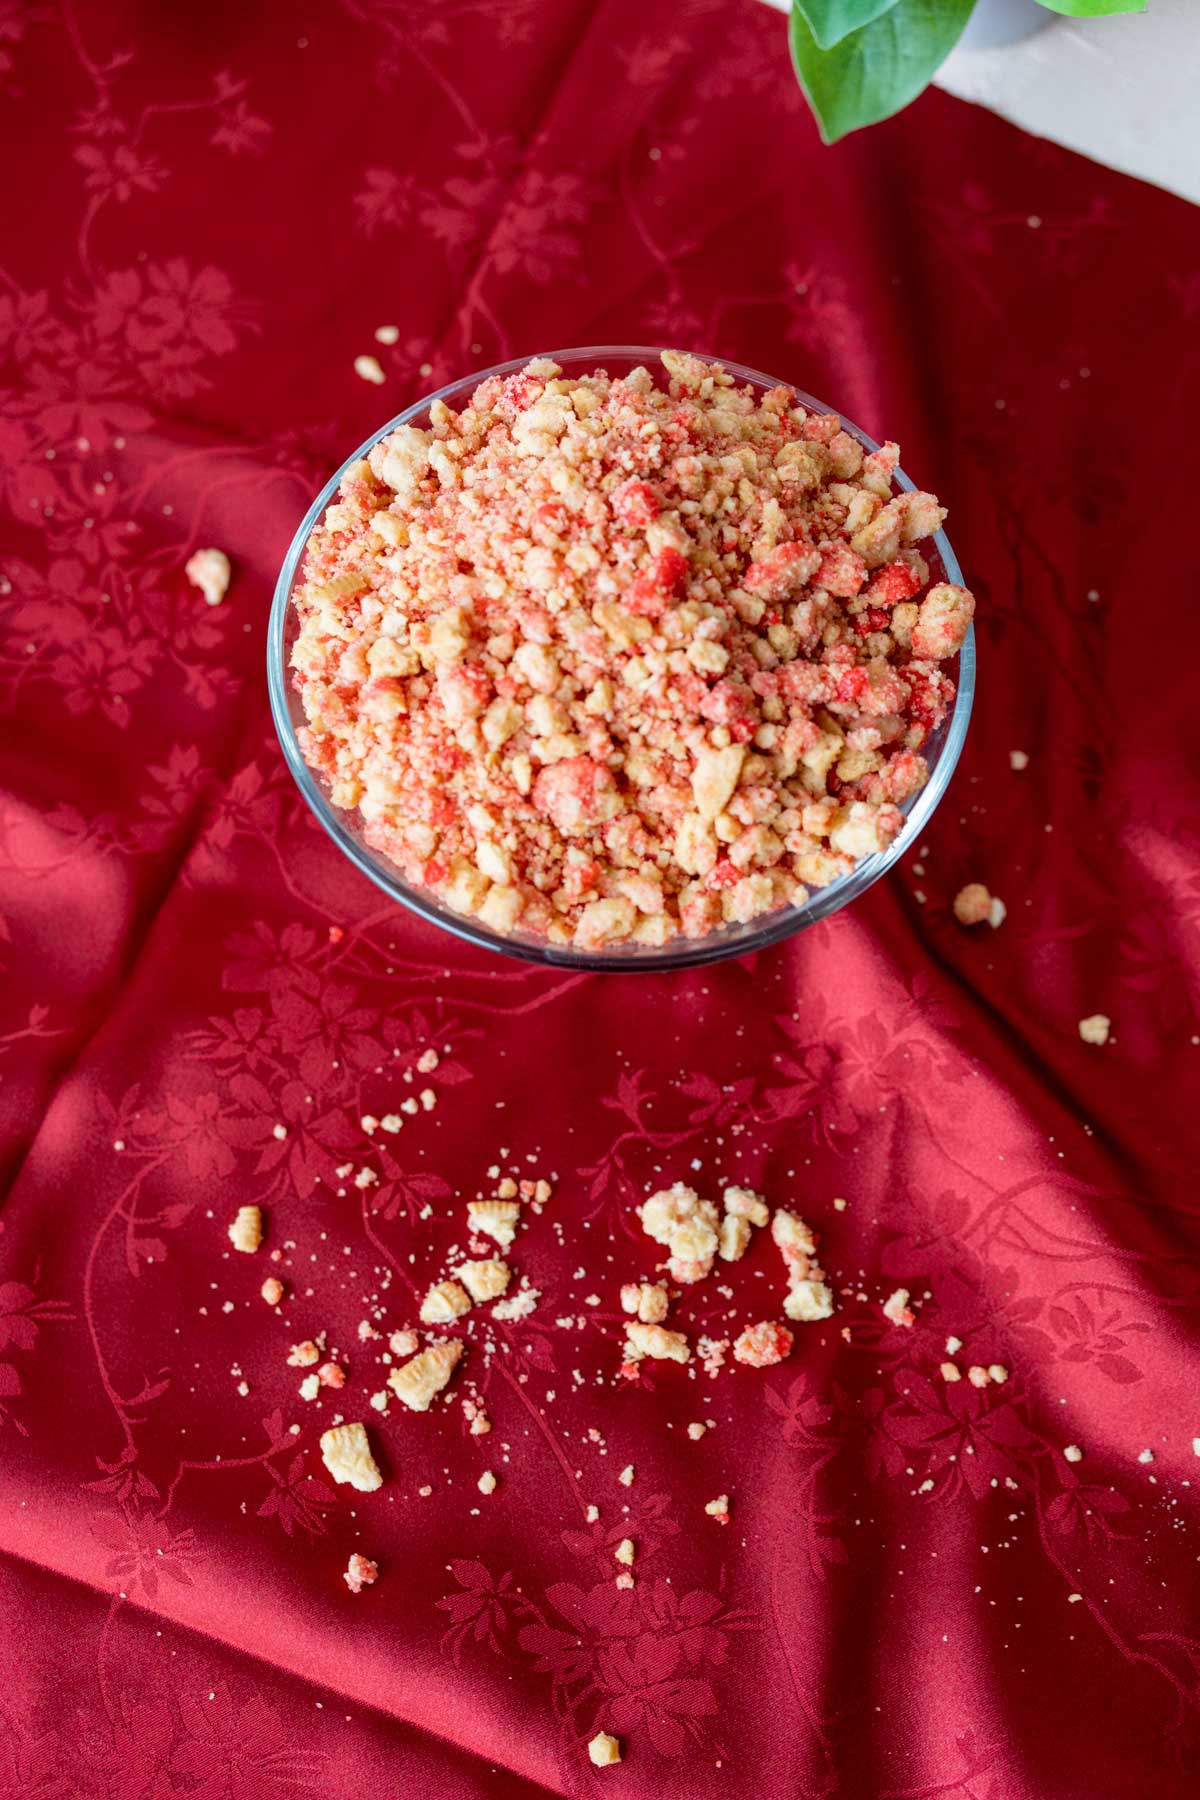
[290,352,973,948]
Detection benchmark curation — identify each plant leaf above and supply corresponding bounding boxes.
[1035,1,1146,16]
[790,0,975,144]
[797,0,900,49]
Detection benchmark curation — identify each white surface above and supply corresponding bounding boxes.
[765,0,1200,206]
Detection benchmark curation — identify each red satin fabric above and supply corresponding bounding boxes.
[2,3,1198,1795]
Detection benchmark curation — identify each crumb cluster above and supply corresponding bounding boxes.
[291,352,973,948]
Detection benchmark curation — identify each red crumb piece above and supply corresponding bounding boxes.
[612,478,661,529]
[328,925,345,944]
[733,1321,794,1367]
[343,1553,379,1595]
[317,1361,346,1388]
[816,543,867,597]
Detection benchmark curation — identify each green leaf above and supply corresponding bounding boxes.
[1035,1,1146,15]
[796,0,901,50]
[790,0,976,145]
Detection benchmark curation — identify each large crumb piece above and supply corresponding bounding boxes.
[344,1553,379,1594]
[704,1494,730,1523]
[477,1469,497,1495]
[185,546,231,606]
[624,1321,690,1364]
[1078,1014,1111,1046]
[588,1732,621,1768]
[882,1287,915,1328]
[319,1423,382,1492]
[614,1537,635,1566]
[455,1258,510,1304]
[723,1185,770,1227]
[227,1204,262,1253]
[466,1199,521,1249]
[733,1321,793,1367]
[619,1280,670,1324]
[419,1279,472,1324]
[287,1339,322,1367]
[718,1215,751,1262]
[771,1208,835,1320]
[639,1183,718,1283]
[387,1339,464,1411]
[953,882,992,926]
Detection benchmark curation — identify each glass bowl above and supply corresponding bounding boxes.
[268,347,975,970]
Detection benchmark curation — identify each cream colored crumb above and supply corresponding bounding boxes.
[387,1339,464,1411]
[882,1288,915,1328]
[945,1335,963,1355]
[344,1552,379,1593]
[416,1047,439,1074]
[455,1258,510,1304]
[318,1361,345,1388]
[967,1365,990,1389]
[478,1470,498,1495]
[287,1339,322,1367]
[319,1422,382,1492]
[687,1422,707,1441]
[722,1185,769,1227]
[953,883,993,927]
[379,1112,404,1133]
[832,1197,847,1212]
[419,1279,472,1324]
[718,1214,752,1263]
[1137,1448,1154,1464]
[586,1503,600,1523]
[299,1374,320,1401]
[354,354,386,384]
[1063,1444,1083,1463]
[620,1280,670,1324]
[185,546,231,607]
[704,1494,730,1523]
[260,1276,284,1306]
[227,1204,262,1253]
[1078,1014,1111,1046]
[369,1390,389,1413]
[1010,750,1028,770]
[988,1363,1009,1384]
[588,1731,621,1768]
[617,1464,634,1487]
[374,324,399,345]
[940,1362,962,1383]
[614,1538,635,1566]
[492,1284,540,1322]
[624,1320,690,1364]
[388,1329,419,1357]
[467,1199,521,1249]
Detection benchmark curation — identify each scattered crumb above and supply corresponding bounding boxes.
[272,1123,288,1141]
[387,1339,464,1412]
[298,1374,320,1401]
[319,1423,382,1492]
[467,1199,521,1250]
[617,1465,634,1488]
[185,546,231,607]
[344,1553,379,1594]
[988,1363,1008,1384]
[388,1329,419,1358]
[374,324,400,345]
[620,1281,671,1325]
[833,1197,847,1212]
[940,1362,962,1383]
[369,1390,389,1413]
[1078,1014,1111,1046]
[733,1320,793,1367]
[493,1283,540,1322]
[586,1504,600,1523]
[687,1422,706,1441]
[882,1288,915,1328]
[456,1259,511,1304]
[317,1361,345,1389]
[1009,750,1028,770]
[624,1320,690,1364]
[1063,1444,1083,1464]
[953,882,995,927]
[478,1470,497,1495]
[287,1340,322,1368]
[260,1276,284,1306]
[704,1494,730,1524]
[354,354,386,384]
[945,1336,962,1355]
[1137,1448,1154,1465]
[227,1204,262,1253]
[1067,1592,1082,1604]
[588,1732,621,1768]
[614,1538,635,1566]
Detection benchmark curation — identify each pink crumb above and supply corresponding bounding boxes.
[733,1321,794,1367]
[343,1553,379,1595]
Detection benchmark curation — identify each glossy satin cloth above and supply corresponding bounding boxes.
[1,3,1197,1794]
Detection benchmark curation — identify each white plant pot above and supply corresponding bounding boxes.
[959,0,1055,50]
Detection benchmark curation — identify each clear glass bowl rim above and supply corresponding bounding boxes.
[268,345,975,971]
